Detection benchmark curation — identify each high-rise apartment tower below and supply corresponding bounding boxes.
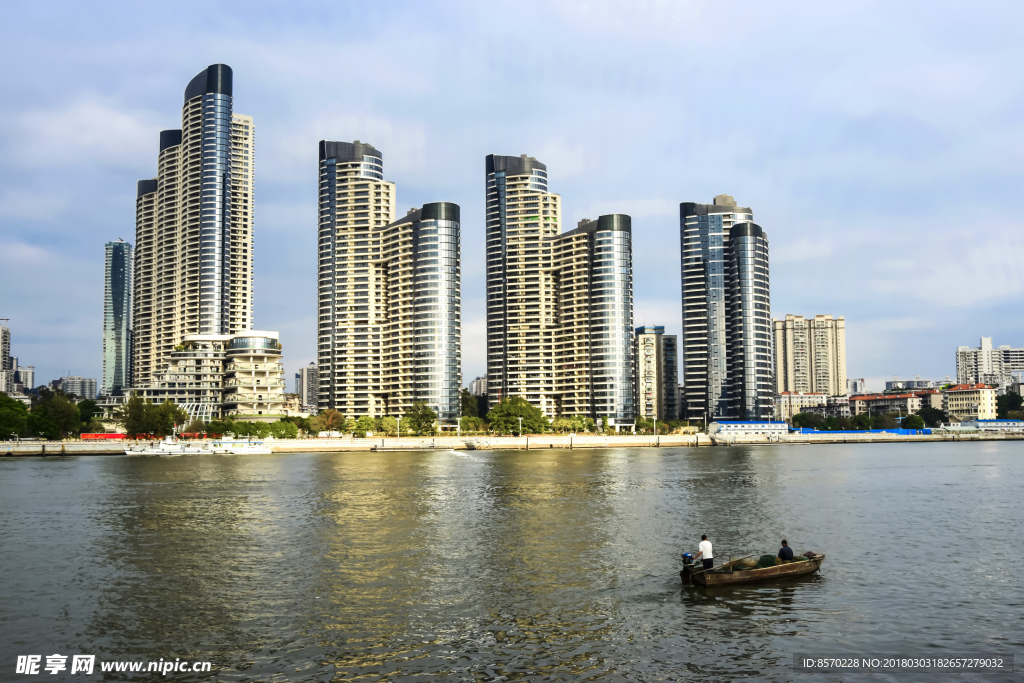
[485,154,634,426]
[680,195,773,420]
[317,140,395,412]
[773,314,846,396]
[317,140,461,422]
[102,239,133,395]
[134,64,255,386]
[634,326,679,421]
[296,362,318,409]
[485,154,561,412]
[956,337,1024,386]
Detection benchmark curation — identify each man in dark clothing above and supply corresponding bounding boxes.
[778,540,794,561]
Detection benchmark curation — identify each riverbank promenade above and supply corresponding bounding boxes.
[3,430,1021,455]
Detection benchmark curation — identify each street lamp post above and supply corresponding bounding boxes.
[518,417,523,437]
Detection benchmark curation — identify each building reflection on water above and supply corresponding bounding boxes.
[4,444,1006,681]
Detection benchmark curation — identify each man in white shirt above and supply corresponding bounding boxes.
[695,534,713,570]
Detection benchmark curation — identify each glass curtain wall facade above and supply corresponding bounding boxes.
[133,64,255,388]
[552,216,634,425]
[316,140,395,413]
[409,203,461,420]
[680,195,772,420]
[102,239,133,395]
[484,154,561,413]
[725,223,773,419]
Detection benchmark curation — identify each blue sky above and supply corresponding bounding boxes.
[2,1,1022,393]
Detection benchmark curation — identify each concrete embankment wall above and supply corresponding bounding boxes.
[2,435,711,456]
[4,432,1017,456]
[715,433,1024,445]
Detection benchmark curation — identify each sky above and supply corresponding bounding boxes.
[2,0,1023,394]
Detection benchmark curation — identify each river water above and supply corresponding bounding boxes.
[1,443,1021,681]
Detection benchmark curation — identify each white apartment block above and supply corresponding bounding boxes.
[774,314,847,396]
[956,337,1024,386]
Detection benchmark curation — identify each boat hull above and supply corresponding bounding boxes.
[683,555,825,587]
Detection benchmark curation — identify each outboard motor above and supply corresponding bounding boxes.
[680,553,694,585]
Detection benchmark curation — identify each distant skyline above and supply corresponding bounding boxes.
[2,1,1022,394]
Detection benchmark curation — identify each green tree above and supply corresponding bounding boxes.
[792,412,824,429]
[47,394,82,437]
[116,395,150,437]
[852,412,873,430]
[916,406,946,428]
[601,416,610,433]
[0,393,29,438]
[28,409,60,440]
[308,415,327,433]
[997,391,1023,418]
[153,400,189,437]
[821,416,841,431]
[77,399,100,424]
[872,413,899,429]
[320,409,345,432]
[403,401,438,435]
[551,417,572,433]
[206,419,234,436]
[269,420,299,438]
[461,388,477,418]
[354,415,375,437]
[84,418,107,433]
[460,416,485,432]
[485,397,548,435]
[183,420,207,436]
[380,416,398,436]
[902,414,925,429]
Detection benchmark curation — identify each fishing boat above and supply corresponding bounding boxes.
[681,554,825,587]
[207,438,273,455]
[125,433,207,456]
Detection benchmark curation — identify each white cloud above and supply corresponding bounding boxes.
[8,99,160,169]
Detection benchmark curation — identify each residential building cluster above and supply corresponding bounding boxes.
[9,62,1023,435]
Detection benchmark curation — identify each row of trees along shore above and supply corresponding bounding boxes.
[791,391,1024,431]
[4,390,1023,440]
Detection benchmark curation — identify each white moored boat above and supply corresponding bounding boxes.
[207,438,273,455]
[125,433,208,456]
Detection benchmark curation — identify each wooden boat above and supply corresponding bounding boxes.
[681,554,825,587]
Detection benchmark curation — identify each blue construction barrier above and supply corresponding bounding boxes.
[789,428,932,435]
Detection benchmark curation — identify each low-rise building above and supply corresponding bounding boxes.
[135,330,286,423]
[912,389,943,411]
[850,393,922,416]
[959,418,1024,432]
[775,391,826,420]
[708,421,789,437]
[801,395,853,419]
[942,383,997,421]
